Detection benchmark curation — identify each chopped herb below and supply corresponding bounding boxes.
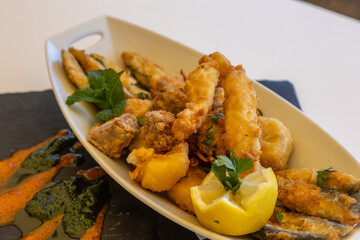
[94,58,106,68]
[66,69,127,122]
[274,210,283,224]
[204,130,217,146]
[201,65,204,68]
[137,117,145,126]
[208,113,223,124]
[137,92,151,100]
[317,167,336,188]
[257,108,263,116]
[286,177,292,183]
[297,228,303,231]
[214,220,219,224]
[211,150,253,194]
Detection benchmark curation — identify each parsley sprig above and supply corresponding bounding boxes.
[211,150,253,194]
[317,167,336,188]
[208,113,223,124]
[274,210,283,224]
[66,69,127,122]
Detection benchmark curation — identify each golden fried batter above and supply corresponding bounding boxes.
[142,110,177,152]
[124,98,153,117]
[69,47,104,73]
[61,50,89,89]
[127,143,189,192]
[152,88,187,115]
[171,62,220,142]
[167,166,207,215]
[87,113,139,158]
[259,117,293,170]
[223,65,262,172]
[277,176,360,225]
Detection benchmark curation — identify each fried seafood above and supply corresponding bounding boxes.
[127,143,189,192]
[128,127,149,151]
[276,168,360,195]
[171,61,220,142]
[277,176,360,225]
[199,51,232,81]
[142,110,177,152]
[69,47,105,73]
[87,113,140,158]
[61,50,89,89]
[223,65,262,172]
[152,88,187,114]
[123,98,153,117]
[167,166,207,214]
[259,117,293,170]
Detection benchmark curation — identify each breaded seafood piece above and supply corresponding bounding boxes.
[259,117,294,170]
[61,50,89,89]
[127,143,190,192]
[276,168,360,194]
[253,206,353,240]
[124,98,153,117]
[142,110,177,152]
[152,88,187,115]
[87,113,139,158]
[128,127,149,151]
[172,62,220,142]
[69,47,104,73]
[167,166,207,215]
[277,176,360,225]
[199,51,232,82]
[223,65,262,172]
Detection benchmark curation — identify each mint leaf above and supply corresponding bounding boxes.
[96,109,113,122]
[112,100,127,116]
[66,88,107,107]
[137,117,145,126]
[137,92,151,100]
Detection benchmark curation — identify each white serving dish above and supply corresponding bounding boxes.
[46,15,360,240]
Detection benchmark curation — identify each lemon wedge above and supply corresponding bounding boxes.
[190,168,278,236]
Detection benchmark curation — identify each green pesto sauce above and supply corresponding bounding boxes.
[62,180,105,238]
[25,176,78,220]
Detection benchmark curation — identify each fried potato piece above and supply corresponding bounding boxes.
[124,99,153,117]
[277,176,360,225]
[259,117,293,170]
[87,113,139,158]
[276,168,360,194]
[69,47,104,73]
[167,166,207,215]
[223,65,262,172]
[142,110,177,152]
[127,143,190,192]
[171,62,220,142]
[61,50,89,89]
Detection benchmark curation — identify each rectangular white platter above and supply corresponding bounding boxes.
[46,15,360,240]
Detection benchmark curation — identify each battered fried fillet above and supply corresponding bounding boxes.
[152,88,187,115]
[124,99,153,117]
[223,65,262,172]
[61,50,89,89]
[199,51,232,82]
[276,168,360,194]
[167,166,207,215]
[253,206,353,240]
[171,62,220,142]
[142,110,177,152]
[259,117,294,170]
[127,143,189,192]
[87,113,140,158]
[68,47,104,73]
[277,176,360,225]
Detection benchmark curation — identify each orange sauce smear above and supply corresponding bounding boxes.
[77,167,107,181]
[19,214,64,240]
[0,129,70,188]
[80,204,109,240]
[0,153,75,226]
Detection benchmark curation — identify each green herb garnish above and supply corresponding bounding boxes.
[317,167,336,188]
[211,150,253,194]
[204,130,217,146]
[137,92,151,100]
[66,69,127,122]
[274,210,283,224]
[94,58,106,68]
[137,117,145,126]
[257,108,263,116]
[208,113,223,124]
[214,220,219,224]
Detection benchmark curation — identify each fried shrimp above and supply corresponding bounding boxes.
[61,50,89,89]
[259,117,293,170]
[167,166,207,215]
[223,65,262,171]
[276,168,360,194]
[127,143,189,192]
[277,176,360,225]
[171,62,220,142]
